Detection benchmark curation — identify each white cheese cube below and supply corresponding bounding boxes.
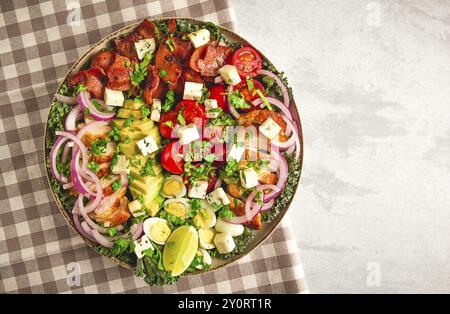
[219,65,241,86]
[240,168,258,189]
[188,29,210,48]
[177,123,200,145]
[226,143,245,161]
[206,187,230,208]
[259,117,282,140]
[188,181,208,199]
[128,199,146,217]
[104,88,124,107]
[150,99,161,122]
[134,38,156,60]
[183,81,204,100]
[111,155,130,175]
[204,99,220,119]
[214,232,236,254]
[136,134,158,157]
[134,235,154,259]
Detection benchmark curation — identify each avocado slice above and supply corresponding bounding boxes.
[123,99,145,110]
[130,173,164,195]
[118,141,139,155]
[119,129,147,141]
[117,108,143,119]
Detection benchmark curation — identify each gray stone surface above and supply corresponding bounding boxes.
[233,0,450,293]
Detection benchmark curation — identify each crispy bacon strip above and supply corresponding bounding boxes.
[68,67,106,99]
[106,55,132,91]
[142,64,161,104]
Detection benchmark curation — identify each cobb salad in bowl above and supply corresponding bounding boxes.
[45,18,302,286]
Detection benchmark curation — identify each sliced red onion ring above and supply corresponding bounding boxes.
[77,91,115,121]
[225,191,262,225]
[256,69,290,108]
[72,214,96,242]
[227,85,240,119]
[61,141,73,164]
[91,229,113,248]
[214,178,222,190]
[55,131,88,170]
[132,223,143,240]
[261,150,288,202]
[271,115,300,159]
[65,105,82,132]
[63,182,74,190]
[251,96,293,122]
[77,194,108,234]
[49,136,69,183]
[55,93,77,105]
[120,173,128,188]
[83,169,103,212]
[260,199,275,212]
[70,150,95,197]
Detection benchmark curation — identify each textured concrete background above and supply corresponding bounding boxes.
[233,0,450,293]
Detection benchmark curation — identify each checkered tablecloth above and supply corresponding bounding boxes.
[0,0,307,293]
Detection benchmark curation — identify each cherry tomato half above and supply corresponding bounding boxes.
[175,99,206,126]
[208,85,228,112]
[231,46,262,78]
[160,141,184,174]
[235,78,266,102]
[159,111,179,139]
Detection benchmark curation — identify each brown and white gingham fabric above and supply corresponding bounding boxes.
[0,0,307,293]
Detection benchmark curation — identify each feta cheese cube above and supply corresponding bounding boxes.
[214,232,236,254]
[183,81,204,100]
[204,99,220,119]
[259,117,282,140]
[188,181,208,199]
[137,134,158,156]
[150,99,161,122]
[206,187,230,209]
[177,124,200,145]
[104,88,124,107]
[134,235,154,259]
[111,155,130,175]
[219,65,241,86]
[128,199,146,217]
[188,29,210,48]
[134,38,156,60]
[240,168,259,188]
[226,143,245,161]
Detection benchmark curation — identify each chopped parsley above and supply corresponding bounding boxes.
[141,106,151,120]
[162,90,175,112]
[130,52,153,86]
[165,38,176,52]
[228,90,250,110]
[91,138,108,156]
[256,89,272,110]
[218,206,234,219]
[140,159,156,177]
[123,115,135,127]
[109,127,120,141]
[107,227,118,237]
[177,110,186,126]
[87,160,99,173]
[208,112,237,126]
[164,121,174,128]
[111,180,121,192]
[158,69,168,78]
[73,84,87,95]
[246,76,255,91]
[124,135,131,144]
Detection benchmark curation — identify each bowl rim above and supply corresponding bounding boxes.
[43,17,304,277]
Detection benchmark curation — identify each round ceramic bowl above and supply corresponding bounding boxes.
[44,18,303,277]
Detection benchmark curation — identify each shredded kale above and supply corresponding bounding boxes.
[135,254,179,286]
[261,60,293,99]
[46,101,71,148]
[262,153,302,222]
[210,227,255,259]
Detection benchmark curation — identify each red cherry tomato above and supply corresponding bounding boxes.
[159,111,179,139]
[208,85,228,112]
[175,99,206,126]
[235,78,266,102]
[231,46,262,78]
[160,141,184,174]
